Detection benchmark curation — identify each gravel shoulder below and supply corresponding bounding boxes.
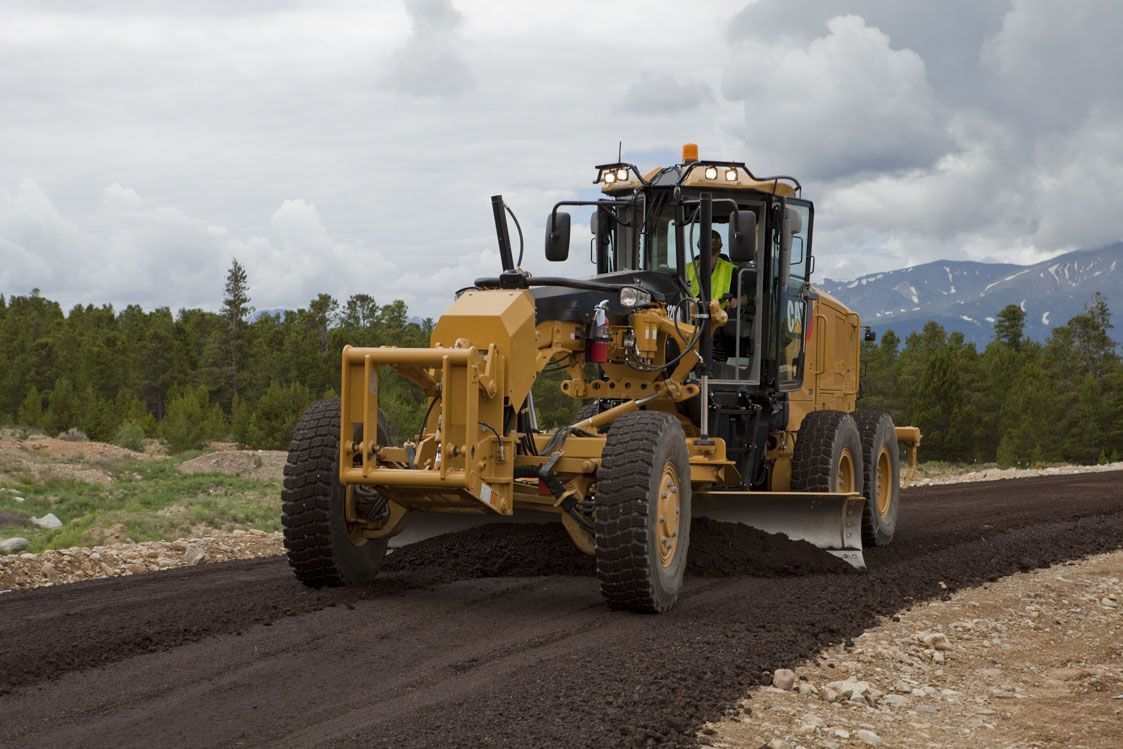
[912,460,1123,486]
[0,529,281,591]
[703,549,1123,749]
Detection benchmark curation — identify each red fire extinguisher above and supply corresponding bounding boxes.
[587,300,610,363]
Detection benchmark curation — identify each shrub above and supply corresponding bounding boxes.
[161,386,227,453]
[45,378,83,435]
[17,386,43,428]
[246,382,314,449]
[58,427,89,442]
[113,420,147,452]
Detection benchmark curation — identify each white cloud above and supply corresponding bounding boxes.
[0,180,472,314]
[381,0,473,98]
[618,72,714,114]
[722,2,1123,281]
[723,15,948,181]
[1,0,1122,309]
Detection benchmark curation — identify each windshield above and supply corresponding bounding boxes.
[638,199,765,273]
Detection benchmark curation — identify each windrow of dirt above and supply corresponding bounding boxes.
[382,518,854,582]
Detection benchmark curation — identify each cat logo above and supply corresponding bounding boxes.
[786,299,803,335]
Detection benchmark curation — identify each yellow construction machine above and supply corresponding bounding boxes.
[282,144,921,612]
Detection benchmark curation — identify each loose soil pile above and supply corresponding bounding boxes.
[383,517,853,582]
[14,435,146,462]
[0,434,156,486]
[177,449,287,480]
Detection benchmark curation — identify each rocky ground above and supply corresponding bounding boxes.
[911,460,1123,487]
[701,549,1123,749]
[0,529,281,591]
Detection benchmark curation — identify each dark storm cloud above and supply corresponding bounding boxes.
[718,0,1123,279]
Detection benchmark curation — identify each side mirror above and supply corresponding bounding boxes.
[545,211,571,261]
[589,210,598,236]
[728,210,757,263]
[863,327,877,342]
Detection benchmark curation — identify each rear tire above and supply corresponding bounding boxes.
[791,410,864,496]
[595,411,691,613]
[572,401,601,424]
[282,398,389,587]
[854,410,900,547]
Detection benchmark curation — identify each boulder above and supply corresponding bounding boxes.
[771,668,797,690]
[183,545,207,565]
[1,537,29,553]
[31,513,63,529]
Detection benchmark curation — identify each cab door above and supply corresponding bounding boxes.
[776,201,813,391]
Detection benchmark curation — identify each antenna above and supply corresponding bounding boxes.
[618,140,622,162]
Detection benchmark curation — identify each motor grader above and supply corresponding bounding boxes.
[281,144,921,613]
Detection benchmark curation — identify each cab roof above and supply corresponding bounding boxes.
[597,156,800,198]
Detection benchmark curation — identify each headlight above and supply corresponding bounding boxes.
[615,167,629,181]
[725,168,738,182]
[704,166,718,180]
[619,286,653,307]
[603,171,616,184]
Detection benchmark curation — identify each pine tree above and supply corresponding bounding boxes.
[993,304,1026,348]
[161,385,228,453]
[231,395,254,448]
[44,378,83,435]
[17,386,43,428]
[219,258,254,409]
[247,382,314,449]
[79,386,116,441]
[911,346,963,461]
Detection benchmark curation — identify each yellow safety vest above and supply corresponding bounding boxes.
[687,256,735,301]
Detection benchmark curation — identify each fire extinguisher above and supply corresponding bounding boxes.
[587,300,610,363]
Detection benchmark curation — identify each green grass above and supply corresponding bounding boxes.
[0,457,280,553]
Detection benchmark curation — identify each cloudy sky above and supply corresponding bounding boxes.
[1,0,1121,317]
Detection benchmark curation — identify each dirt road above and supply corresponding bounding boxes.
[2,473,1121,748]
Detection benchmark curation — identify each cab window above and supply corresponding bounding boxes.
[777,202,812,388]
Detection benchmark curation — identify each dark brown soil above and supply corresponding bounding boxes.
[382,516,853,581]
[0,472,1121,748]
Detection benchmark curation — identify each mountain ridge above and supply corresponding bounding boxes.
[818,242,1123,344]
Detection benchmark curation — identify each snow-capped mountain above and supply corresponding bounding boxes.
[818,242,1123,344]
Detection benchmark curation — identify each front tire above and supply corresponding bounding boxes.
[282,398,389,587]
[854,410,900,547]
[595,411,691,613]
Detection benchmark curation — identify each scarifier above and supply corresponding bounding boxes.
[281,145,922,613]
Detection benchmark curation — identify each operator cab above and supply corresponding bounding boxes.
[541,145,815,395]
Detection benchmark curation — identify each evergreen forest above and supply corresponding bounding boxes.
[1,260,1120,466]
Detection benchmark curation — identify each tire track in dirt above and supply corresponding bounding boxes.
[0,472,1120,748]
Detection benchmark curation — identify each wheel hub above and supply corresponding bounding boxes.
[876,446,892,517]
[656,461,681,567]
[836,448,856,493]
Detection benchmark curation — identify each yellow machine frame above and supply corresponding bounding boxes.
[338,283,920,556]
